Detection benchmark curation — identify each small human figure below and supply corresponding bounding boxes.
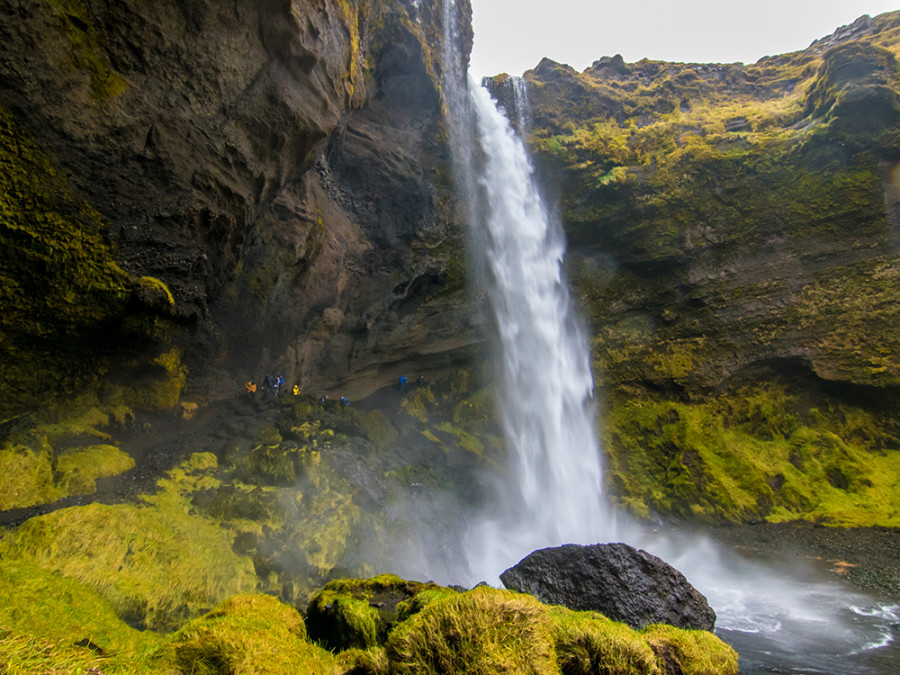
[416,375,425,386]
[318,395,329,406]
[399,375,408,391]
[277,374,285,395]
[245,380,257,398]
[340,396,349,408]
[292,384,300,396]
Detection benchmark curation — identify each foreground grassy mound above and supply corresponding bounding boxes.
[169,594,336,675]
[313,578,738,675]
[0,574,336,673]
[0,567,737,674]
[0,559,165,673]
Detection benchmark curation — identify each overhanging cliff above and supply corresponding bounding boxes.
[0,0,477,416]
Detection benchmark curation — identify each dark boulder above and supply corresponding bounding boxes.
[500,543,716,631]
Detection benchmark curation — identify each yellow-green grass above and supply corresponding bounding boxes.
[604,385,900,526]
[54,443,135,495]
[169,594,336,675]
[641,624,739,675]
[550,605,661,675]
[385,586,559,675]
[0,559,165,671]
[0,453,257,632]
[0,406,136,510]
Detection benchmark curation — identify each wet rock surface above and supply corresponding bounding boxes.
[500,542,717,631]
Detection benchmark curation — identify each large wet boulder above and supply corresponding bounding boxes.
[500,543,716,631]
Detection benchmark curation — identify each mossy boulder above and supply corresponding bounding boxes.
[306,574,451,651]
[170,594,336,675]
[385,586,559,675]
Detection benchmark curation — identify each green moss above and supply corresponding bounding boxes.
[355,408,401,448]
[0,628,113,675]
[54,443,135,495]
[336,647,390,674]
[641,624,739,675]
[100,347,188,411]
[0,438,58,510]
[170,594,336,675]
[0,559,164,669]
[401,386,438,423]
[307,588,381,650]
[0,453,257,631]
[48,0,128,103]
[0,559,738,675]
[435,421,485,455]
[0,405,138,509]
[549,606,660,675]
[604,384,900,526]
[307,575,447,652]
[395,586,463,623]
[290,456,360,577]
[0,105,132,415]
[797,258,900,385]
[385,587,558,675]
[138,275,175,307]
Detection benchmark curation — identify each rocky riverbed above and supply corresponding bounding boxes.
[708,521,900,602]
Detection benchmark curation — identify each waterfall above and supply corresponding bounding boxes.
[463,83,610,580]
[440,0,609,584]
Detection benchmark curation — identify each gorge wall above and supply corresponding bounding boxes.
[497,11,900,525]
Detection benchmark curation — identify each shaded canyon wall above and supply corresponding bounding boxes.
[0,0,477,417]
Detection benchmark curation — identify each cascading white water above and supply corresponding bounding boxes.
[462,82,610,581]
[440,0,609,584]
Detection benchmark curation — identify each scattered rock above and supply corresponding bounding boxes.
[500,543,716,631]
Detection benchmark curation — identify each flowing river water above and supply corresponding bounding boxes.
[439,1,899,672]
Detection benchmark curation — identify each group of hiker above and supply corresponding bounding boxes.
[244,372,427,406]
[244,373,299,399]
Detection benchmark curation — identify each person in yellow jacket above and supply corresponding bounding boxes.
[245,380,257,398]
[292,384,300,396]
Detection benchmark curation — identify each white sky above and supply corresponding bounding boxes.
[469,1,900,77]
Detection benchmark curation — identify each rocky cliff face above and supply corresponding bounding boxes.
[499,11,900,525]
[0,0,476,417]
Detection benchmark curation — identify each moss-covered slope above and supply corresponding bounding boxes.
[505,11,900,525]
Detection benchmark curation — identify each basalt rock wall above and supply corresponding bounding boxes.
[0,0,477,416]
